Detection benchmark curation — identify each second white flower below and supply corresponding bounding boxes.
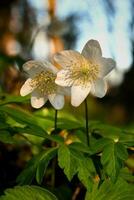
[54,39,116,107]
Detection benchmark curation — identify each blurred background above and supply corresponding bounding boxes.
[0,0,134,197]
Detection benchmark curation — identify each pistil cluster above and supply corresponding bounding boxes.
[66,59,99,86]
[30,71,57,95]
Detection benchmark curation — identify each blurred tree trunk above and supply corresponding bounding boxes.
[48,0,64,54]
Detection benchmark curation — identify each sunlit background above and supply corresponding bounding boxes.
[30,0,133,71]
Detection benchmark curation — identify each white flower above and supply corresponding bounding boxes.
[20,60,68,109]
[54,40,116,107]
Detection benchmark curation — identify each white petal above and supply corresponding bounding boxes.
[91,79,107,98]
[48,94,64,110]
[99,58,116,77]
[54,50,84,68]
[81,40,102,62]
[23,60,45,76]
[42,61,59,74]
[20,78,35,96]
[31,91,48,109]
[23,60,58,77]
[57,86,71,96]
[55,70,73,87]
[71,84,91,107]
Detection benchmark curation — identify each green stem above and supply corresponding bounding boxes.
[85,99,90,146]
[51,109,58,188]
[54,109,58,130]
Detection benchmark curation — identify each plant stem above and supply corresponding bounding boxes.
[72,185,81,200]
[54,109,58,130]
[51,109,58,188]
[84,99,90,146]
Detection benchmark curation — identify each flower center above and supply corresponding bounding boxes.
[30,70,57,94]
[66,59,99,86]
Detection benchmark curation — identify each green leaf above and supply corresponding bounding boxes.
[89,121,121,140]
[0,94,29,105]
[58,145,79,181]
[69,142,92,154]
[85,178,134,200]
[15,126,64,144]
[0,121,9,129]
[3,105,81,136]
[0,185,58,200]
[101,142,120,181]
[0,106,40,127]
[57,117,83,129]
[17,147,58,185]
[17,157,38,185]
[78,157,96,191]
[90,138,112,154]
[101,141,128,181]
[0,131,15,143]
[0,106,52,136]
[75,129,87,144]
[36,147,58,184]
[35,109,83,130]
[89,121,134,146]
[119,167,134,183]
[116,143,128,160]
[0,106,64,142]
[14,126,48,138]
[58,144,96,187]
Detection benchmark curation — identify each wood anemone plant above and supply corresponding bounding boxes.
[0,40,134,200]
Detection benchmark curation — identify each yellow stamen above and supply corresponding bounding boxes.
[65,58,99,86]
[30,70,57,94]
